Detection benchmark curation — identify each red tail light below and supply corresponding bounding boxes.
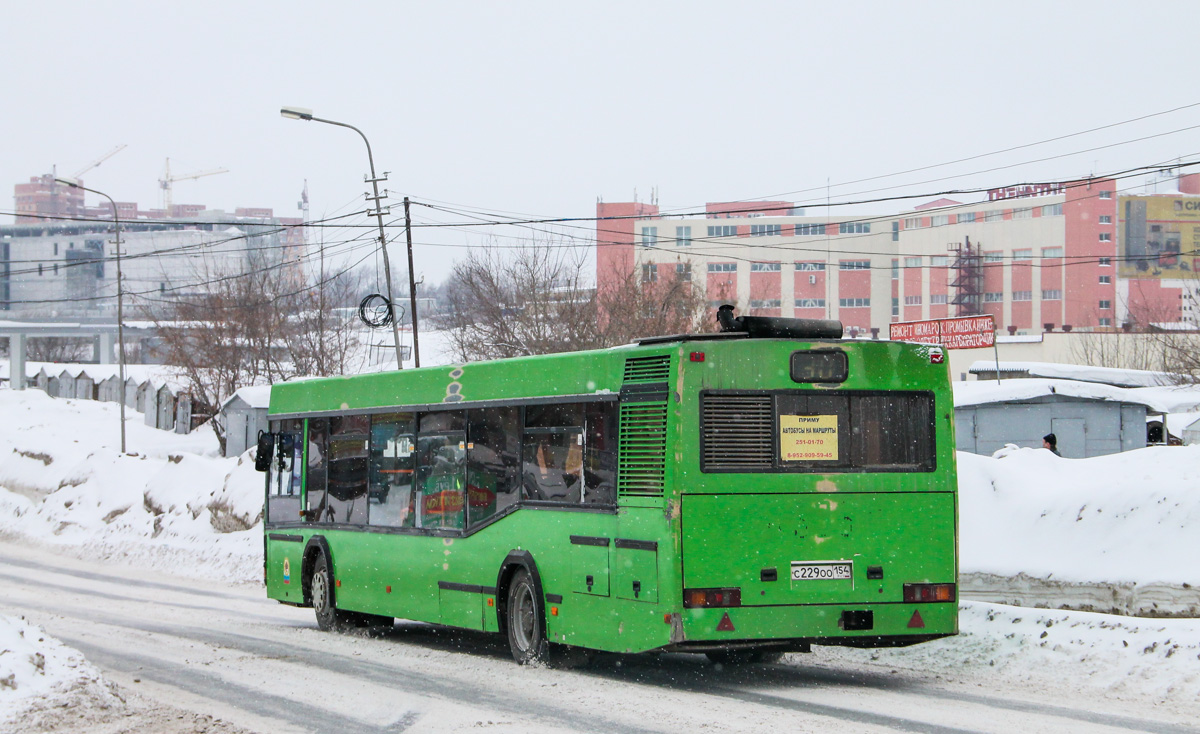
[683,588,742,608]
[903,583,956,603]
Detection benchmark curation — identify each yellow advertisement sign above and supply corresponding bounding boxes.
[1118,195,1200,279]
[780,415,838,461]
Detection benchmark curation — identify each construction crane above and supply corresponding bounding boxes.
[72,144,127,179]
[159,158,228,214]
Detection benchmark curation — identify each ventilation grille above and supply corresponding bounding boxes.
[623,355,671,383]
[617,402,668,497]
[702,394,773,470]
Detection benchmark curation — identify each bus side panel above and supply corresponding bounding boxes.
[323,529,441,622]
[265,534,306,605]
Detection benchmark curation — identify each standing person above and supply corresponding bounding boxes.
[1042,433,1060,456]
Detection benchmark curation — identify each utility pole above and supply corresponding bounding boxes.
[366,176,404,368]
[280,107,404,368]
[54,178,127,453]
[404,196,420,368]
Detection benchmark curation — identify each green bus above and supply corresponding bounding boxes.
[258,311,958,664]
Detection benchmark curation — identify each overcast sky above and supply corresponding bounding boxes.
[7,1,1200,284]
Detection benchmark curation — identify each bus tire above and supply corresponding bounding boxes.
[310,554,355,632]
[506,568,549,664]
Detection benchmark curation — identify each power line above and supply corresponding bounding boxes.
[402,152,1200,233]
[663,100,1200,211]
[1,233,380,306]
[403,161,1199,278]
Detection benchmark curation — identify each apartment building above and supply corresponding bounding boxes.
[597,174,1200,334]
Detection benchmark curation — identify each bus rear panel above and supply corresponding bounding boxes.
[669,337,957,651]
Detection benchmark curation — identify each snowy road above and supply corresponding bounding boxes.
[1,541,1196,734]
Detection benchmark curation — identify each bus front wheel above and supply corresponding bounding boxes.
[311,554,354,632]
[506,568,549,664]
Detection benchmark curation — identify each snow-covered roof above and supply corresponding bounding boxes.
[953,378,1200,413]
[1183,415,1200,436]
[0,362,188,392]
[219,384,273,411]
[1149,322,1200,331]
[995,334,1044,344]
[968,361,1174,388]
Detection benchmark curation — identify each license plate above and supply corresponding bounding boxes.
[791,561,852,581]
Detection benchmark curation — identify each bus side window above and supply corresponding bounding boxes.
[266,418,302,523]
[368,412,416,528]
[305,418,329,522]
[326,415,369,525]
[466,406,520,527]
[583,403,617,505]
[522,403,584,503]
[416,411,466,531]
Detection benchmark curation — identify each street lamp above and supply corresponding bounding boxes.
[54,177,127,454]
[280,105,418,369]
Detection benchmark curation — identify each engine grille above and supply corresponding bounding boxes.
[701,394,773,470]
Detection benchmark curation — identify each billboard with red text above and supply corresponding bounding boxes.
[890,315,995,349]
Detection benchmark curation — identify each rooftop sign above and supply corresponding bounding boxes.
[890,315,995,349]
[987,183,1065,201]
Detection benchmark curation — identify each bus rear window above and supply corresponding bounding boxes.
[790,350,847,383]
[701,391,935,473]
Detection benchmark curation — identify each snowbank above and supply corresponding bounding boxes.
[0,615,123,728]
[0,390,262,584]
[862,601,1200,705]
[958,446,1200,588]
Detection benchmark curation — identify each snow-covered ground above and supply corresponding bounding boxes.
[0,389,262,585]
[1,383,1199,726]
[845,601,1200,709]
[0,615,125,732]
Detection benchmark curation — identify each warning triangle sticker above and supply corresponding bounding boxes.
[907,610,925,629]
[716,612,736,632]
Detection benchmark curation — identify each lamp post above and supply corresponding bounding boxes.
[54,177,127,454]
[280,106,413,369]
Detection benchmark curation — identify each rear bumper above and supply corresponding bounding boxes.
[675,600,957,647]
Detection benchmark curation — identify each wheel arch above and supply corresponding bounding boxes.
[301,535,333,608]
[494,550,543,633]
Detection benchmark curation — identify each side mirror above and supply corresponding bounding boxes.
[254,431,275,472]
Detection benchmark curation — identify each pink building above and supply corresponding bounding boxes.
[597,175,1200,334]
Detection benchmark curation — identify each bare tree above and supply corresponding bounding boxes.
[1069,299,1200,384]
[595,259,709,346]
[26,337,94,363]
[149,261,368,452]
[440,241,601,361]
[285,269,367,377]
[439,242,712,362]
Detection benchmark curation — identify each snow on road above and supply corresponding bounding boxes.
[0,614,123,731]
[2,387,1200,730]
[1,540,1197,733]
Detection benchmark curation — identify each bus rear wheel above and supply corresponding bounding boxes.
[506,568,549,664]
